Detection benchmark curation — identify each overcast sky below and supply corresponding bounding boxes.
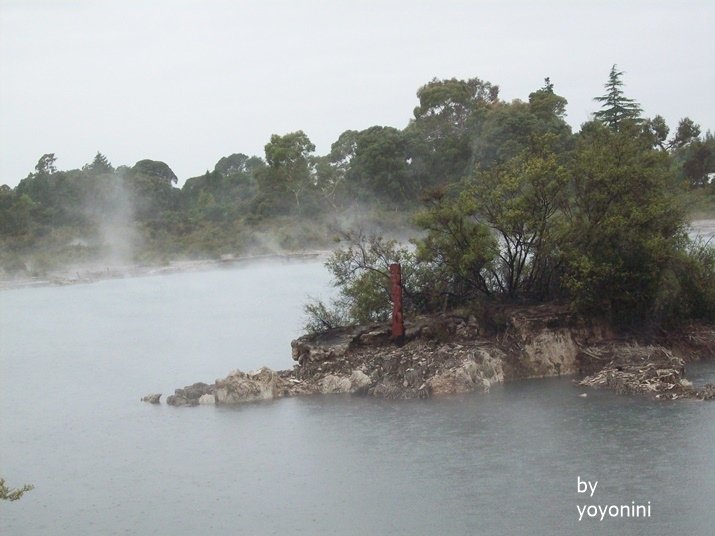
[1,0,713,187]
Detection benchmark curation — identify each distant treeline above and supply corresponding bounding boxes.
[1,67,714,276]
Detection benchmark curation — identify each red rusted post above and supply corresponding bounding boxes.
[390,263,405,343]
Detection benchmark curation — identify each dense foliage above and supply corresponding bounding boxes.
[1,67,713,327]
[301,70,715,330]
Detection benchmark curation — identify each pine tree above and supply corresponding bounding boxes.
[593,65,642,130]
[83,152,114,175]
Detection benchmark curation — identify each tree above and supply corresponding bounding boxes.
[305,231,419,328]
[316,130,360,208]
[107,160,180,224]
[648,115,701,151]
[670,118,701,150]
[593,65,642,129]
[214,153,264,177]
[16,154,86,227]
[412,188,497,308]
[410,135,569,304]
[182,154,263,220]
[648,115,670,149]
[528,78,567,121]
[564,120,686,323]
[34,153,57,175]
[413,77,499,127]
[408,77,500,188]
[132,159,178,184]
[344,126,413,203]
[258,131,316,213]
[469,80,572,171]
[0,191,34,236]
[466,139,569,298]
[679,132,715,187]
[83,152,114,175]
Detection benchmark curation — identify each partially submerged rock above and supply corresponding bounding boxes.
[215,367,282,404]
[141,393,161,404]
[697,384,715,400]
[578,344,714,400]
[166,382,214,406]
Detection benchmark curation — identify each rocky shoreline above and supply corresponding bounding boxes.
[146,304,715,407]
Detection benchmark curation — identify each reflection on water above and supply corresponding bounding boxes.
[1,261,714,535]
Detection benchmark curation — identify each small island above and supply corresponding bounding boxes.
[134,68,715,408]
[0,69,712,404]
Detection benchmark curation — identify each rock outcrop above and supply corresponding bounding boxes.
[289,305,608,400]
[578,344,715,400]
[141,393,161,404]
[198,394,216,405]
[214,368,282,404]
[166,382,214,406]
[697,384,715,400]
[152,305,715,406]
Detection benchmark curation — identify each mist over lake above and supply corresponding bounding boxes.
[1,2,714,530]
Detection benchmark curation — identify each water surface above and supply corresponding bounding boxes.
[1,260,714,535]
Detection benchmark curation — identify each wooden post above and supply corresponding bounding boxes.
[390,263,405,343]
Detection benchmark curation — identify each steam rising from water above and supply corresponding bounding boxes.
[78,171,142,271]
[98,175,141,266]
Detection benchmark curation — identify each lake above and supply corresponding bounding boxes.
[1,258,714,535]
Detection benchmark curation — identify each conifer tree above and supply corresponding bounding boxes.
[594,65,642,129]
